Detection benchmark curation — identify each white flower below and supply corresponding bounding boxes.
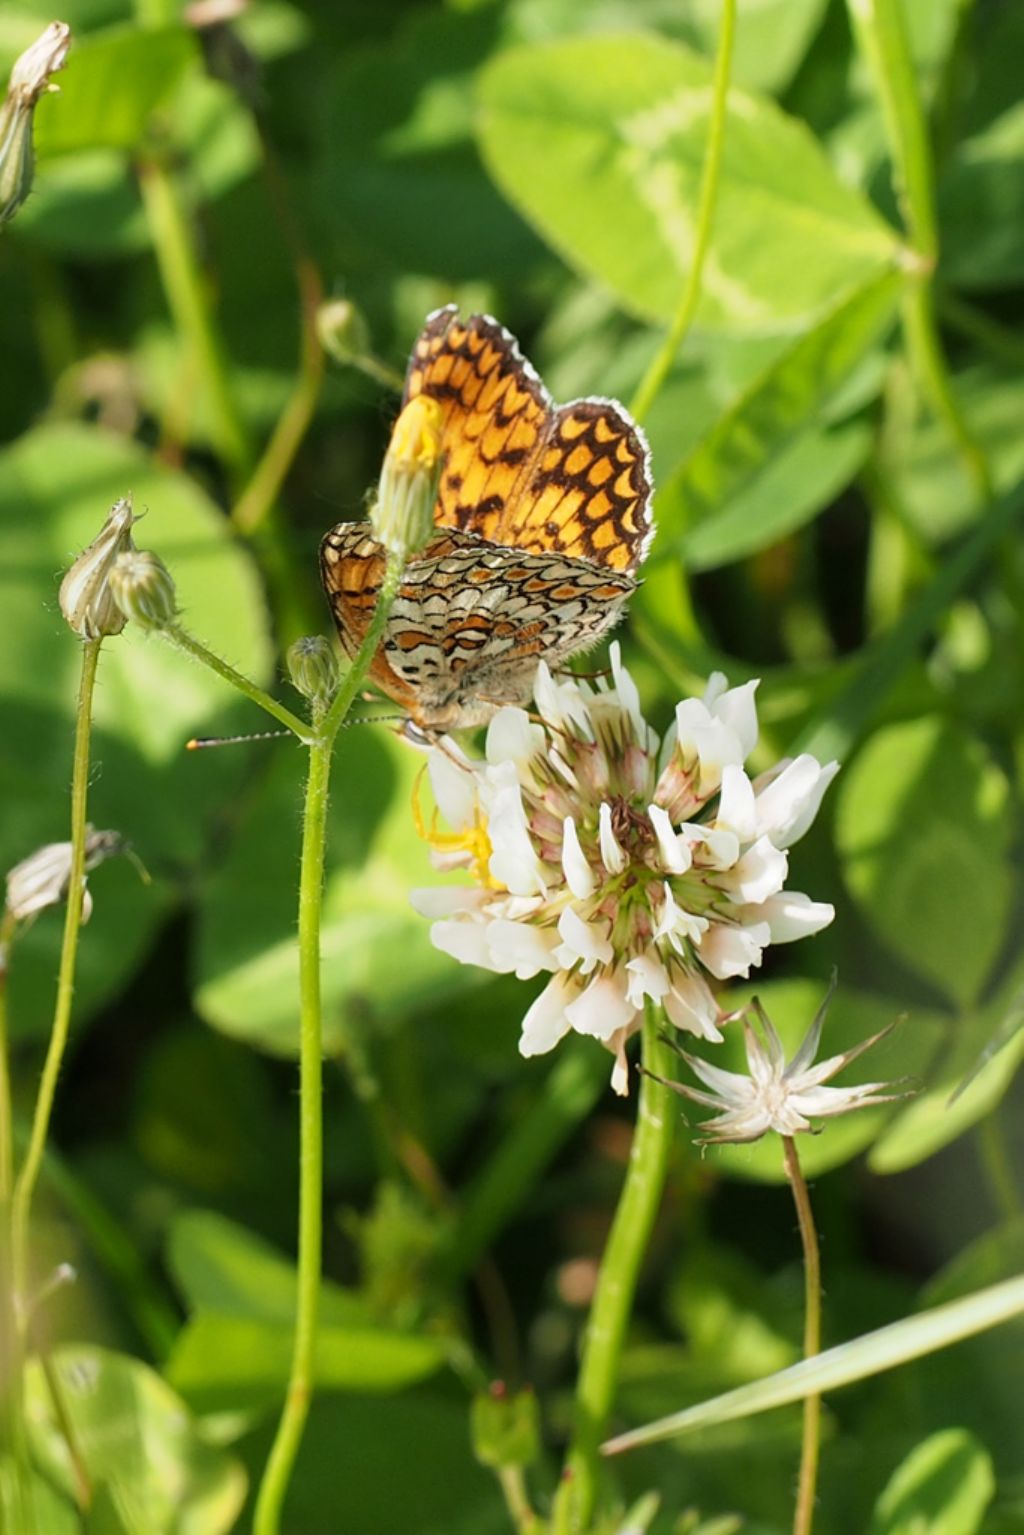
[411,647,837,1094]
[653,977,904,1143]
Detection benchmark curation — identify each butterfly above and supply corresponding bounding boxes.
[320,306,654,735]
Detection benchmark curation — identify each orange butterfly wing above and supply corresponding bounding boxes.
[404,308,653,575]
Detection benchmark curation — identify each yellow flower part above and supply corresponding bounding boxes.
[388,395,443,473]
[371,397,444,558]
[412,766,501,892]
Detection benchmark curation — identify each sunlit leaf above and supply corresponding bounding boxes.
[24,1347,247,1534]
[478,33,896,332]
[836,717,1012,1008]
[34,25,198,156]
[868,1429,994,1535]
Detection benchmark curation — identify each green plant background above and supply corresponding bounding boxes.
[1,0,1022,1530]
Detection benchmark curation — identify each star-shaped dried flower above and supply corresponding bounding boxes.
[650,977,905,1143]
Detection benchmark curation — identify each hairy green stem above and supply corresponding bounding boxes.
[846,0,991,500]
[252,547,407,1534]
[629,0,736,425]
[783,1136,822,1535]
[551,1016,675,1535]
[251,731,330,1535]
[162,624,313,742]
[11,638,101,1303]
[137,157,251,478]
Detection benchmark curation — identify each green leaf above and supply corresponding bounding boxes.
[653,270,898,566]
[24,1347,247,1534]
[193,729,474,1055]
[314,8,544,284]
[34,25,198,155]
[940,103,1024,291]
[166,1313,448,1416]
[835,717,1012,1009]
[869,1429,995,1535]
[603,1274,1024,1455]
[868,959,1024,1174]
[796,476,1024,764]
[477,33,896,332]
[0,423,273,1037]
[168,1209,369,1328]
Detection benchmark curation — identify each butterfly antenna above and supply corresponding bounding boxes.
[186,729,295,749]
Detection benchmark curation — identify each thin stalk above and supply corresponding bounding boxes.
[1,912,33,1532]
[11,638,101,1303]
[252,548,408,1533]
[498,1465,539,1534]
[629,0,736,425]
[783,1136,822,1535]
[162,624,313,742]
[846,0,991,500]
[35,1345,91,1510]
[137,157,251,479]
[251,732,330,1535]
[977,1113,1022,1222]
[0,911,15,1204]
[231,258,325,536]
[551,1015,675,1535]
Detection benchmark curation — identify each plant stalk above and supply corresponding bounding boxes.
[783,1135,822,1535]
[250,730,331,1535]
[629,0,736,426]
[137,157,251,480]
[846,0,991,500]
[163,624,313,742]
[11,638,102,1303]
[252,547,408,1533]
[551,1015,675,1535]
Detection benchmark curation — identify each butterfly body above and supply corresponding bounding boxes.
[320,308,654,734]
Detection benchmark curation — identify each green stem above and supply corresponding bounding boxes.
[251,732,330,1535]
[11,638,101,1304]
[137,157,251,479]
[977,1112,1022,1222]
[845,0,991,500]
[629,0,736,425]
[783,1136,822,1535]
[35,1344,91,1510]
[252,547,408,1533]
[0,913,33,1531]
[551,1015,675,1535]
[498,1465,539,1534]
[162,624,313,742]
[232,239,325,537]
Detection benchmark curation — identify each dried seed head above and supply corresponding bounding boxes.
[0,21,71,228]
[5,826,124,925]
[59,495,137,638]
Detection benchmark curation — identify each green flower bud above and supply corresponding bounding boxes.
[316,298,371,366]
[371,395,443,559]
[109,548,177,630]
[59,495,137,639]
[470,1384,540,1471]
[0,21,71,229]
[287,635,339,706]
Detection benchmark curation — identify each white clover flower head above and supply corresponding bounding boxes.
[410,647,838,1095]
[654,974,906,1144]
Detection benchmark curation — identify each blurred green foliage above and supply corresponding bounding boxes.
[1,0,1023,1530]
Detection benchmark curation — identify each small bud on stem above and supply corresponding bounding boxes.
[109,547,178,630]
[371,395,443,559]
[287,636,339,709]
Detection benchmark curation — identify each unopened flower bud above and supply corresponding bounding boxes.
[371,396,443,558]
[0,21,71,229]
[5,826,124,925]
[59,495,137,638]
[109,547,177,630]
[287,635,339,707]
[316,298,371,366]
